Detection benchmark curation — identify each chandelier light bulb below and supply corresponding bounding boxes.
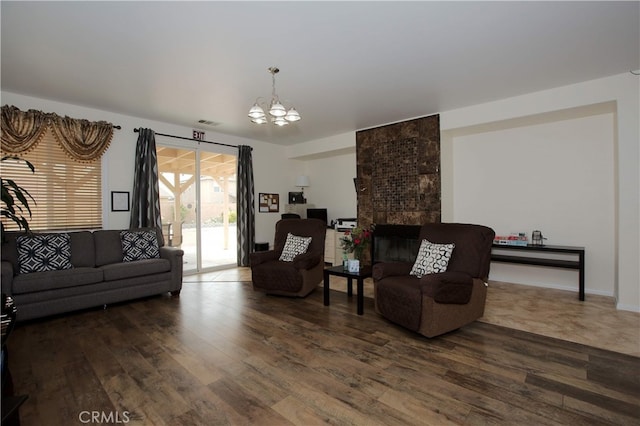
[273,116,289,126]
[248,103,266,120]
[251,116,268,124]
[269,100,287,117]
[285,108,301,122]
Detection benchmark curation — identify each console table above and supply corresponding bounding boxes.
[491,244,585,301]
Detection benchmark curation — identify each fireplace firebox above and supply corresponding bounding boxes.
[372,224,422,264]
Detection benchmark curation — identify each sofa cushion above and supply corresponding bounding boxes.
[419,271,474,304]
[11,267,103,294]
[372,261,413,281]
[94,228,162,266]
[2,231,96,271]
[279,233,312,262]
[70,231,96,267]
[94,230,125,266]
[101,258,170,282]
[410,239,454,278]
[251,260,303,293]
[12,272,172,306]
[419,223,495,279]
[274,219,326,256]
[120,230,160,262]
[17,233,73,274]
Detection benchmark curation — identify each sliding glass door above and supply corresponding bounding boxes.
[156,145,237,273]
[198,151,237,270]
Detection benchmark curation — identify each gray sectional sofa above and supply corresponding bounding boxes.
[1,228,184,321]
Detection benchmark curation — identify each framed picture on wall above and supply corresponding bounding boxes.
[111,191,130,212]
[259,193,279,213]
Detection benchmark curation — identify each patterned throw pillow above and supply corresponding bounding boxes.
[17,233,73,274]
[120,230,160,262]
[410,239,455,278]
[279,233,312,262]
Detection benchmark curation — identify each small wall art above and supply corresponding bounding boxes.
[259,193,280,213]
[111,191,130,212]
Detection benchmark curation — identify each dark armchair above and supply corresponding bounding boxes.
[373,223,495,338]
[250,218,326,297]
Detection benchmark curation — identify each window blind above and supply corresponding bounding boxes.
[1,128,102,231]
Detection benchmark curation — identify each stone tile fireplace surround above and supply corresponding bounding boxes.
[356,114,441,263]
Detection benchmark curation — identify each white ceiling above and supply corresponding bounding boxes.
[1,1,638,146]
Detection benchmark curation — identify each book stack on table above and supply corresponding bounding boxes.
[493,233,529,246]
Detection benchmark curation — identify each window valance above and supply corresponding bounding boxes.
[1,105,114,162]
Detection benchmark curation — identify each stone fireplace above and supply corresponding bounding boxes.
[356,114,441,229]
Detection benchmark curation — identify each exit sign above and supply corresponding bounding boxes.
[193,130,205,140]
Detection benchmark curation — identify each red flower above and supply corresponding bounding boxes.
[339,226,371,254]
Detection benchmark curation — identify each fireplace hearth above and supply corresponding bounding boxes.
[372,224,422,264]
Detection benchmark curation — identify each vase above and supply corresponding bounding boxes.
[347,259,360,273]
[354,248,364,262]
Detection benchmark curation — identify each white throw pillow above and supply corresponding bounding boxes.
[410,239,455,278]
[279,233,312,262]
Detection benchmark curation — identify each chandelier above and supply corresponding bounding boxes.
[248,67,301,126]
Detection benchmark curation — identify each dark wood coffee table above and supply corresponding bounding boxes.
[323,265,372,315]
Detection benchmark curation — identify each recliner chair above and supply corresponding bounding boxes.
[281,213,301,219]
[373,223,495,338]
[250,219,326,297]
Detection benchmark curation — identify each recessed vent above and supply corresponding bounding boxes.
[197,119,220,126]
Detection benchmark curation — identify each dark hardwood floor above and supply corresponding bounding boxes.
[6,281,640,425]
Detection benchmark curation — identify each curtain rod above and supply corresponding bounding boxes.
[133,128,249,150]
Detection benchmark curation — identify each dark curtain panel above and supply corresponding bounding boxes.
[236,145,255,266]
[130,128,164,245]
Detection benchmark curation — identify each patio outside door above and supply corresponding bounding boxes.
[156,146,237,273]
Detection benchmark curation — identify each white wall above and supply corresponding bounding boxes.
[440,73,639,311]
[0,91,295,248]
[252,148,303,246]
[286,132,358,224]
[449,105,615,296]
[302,152,358,223]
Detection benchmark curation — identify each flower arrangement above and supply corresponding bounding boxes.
[339,226,372,260]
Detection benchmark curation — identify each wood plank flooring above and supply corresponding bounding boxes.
[7,278,640,425]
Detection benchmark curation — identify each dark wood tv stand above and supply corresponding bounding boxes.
[491,244,585,301]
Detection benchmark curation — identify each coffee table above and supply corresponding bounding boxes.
[323,265,372,315]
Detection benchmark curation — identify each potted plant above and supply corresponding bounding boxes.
[1,156,35,239]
